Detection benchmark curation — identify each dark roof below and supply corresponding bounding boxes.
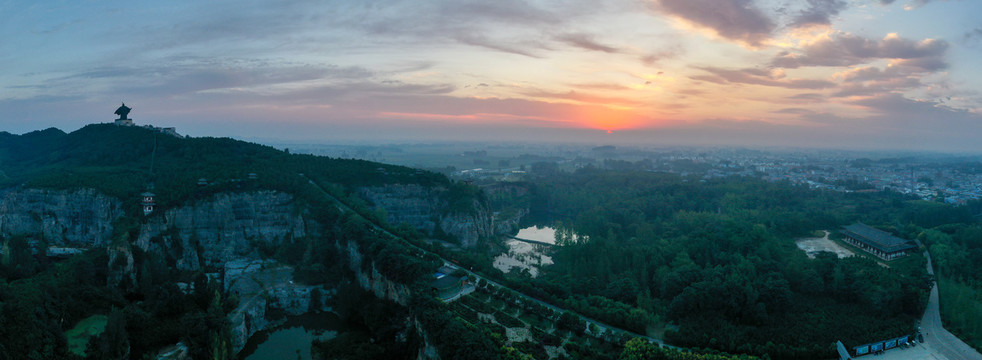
[431,275,462,290]
[841,223,916,253]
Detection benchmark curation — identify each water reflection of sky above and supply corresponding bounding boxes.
[515,226,557,245]
[495,226,560,278]
[241,313,340,360]
[244,327,337,360]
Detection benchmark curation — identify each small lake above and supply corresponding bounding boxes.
[239,312,342,360]
[494,239,554,278]
[514,226,558,244]
[495,225,584,277]
[513,225,586,245]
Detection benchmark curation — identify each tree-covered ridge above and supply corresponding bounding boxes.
[0,124,505,359]
[501,168,935,358]
[0,124,449,214]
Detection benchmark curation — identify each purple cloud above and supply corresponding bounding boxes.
[651,0,775,46]
[830,64,929,97]
[774,107,817,115]
[773,32,948,70]
[787,93,826,102]
[454,33,547,58]
[790,0,848,28]
[555,33,620,53]
[691,67,835,89]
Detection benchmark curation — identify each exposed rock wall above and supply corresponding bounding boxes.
[1,186,438,357]
[341,238,413,306]
[225,259,333,353]
[107,242,136,289]
[358,184,494,247]
[339,238,440,359]
[0,188,123,246]
[230,295,268,353]
[0,188,305,268]
[494,208,528,235]
[135,191,308,270]
[482,182,530,235]
[415,319,440,360]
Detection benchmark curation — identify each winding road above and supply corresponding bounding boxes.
[918,250,982,360]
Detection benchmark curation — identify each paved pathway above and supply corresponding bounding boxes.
[918,251,982,360]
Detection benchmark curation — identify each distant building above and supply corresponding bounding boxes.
[431,266,467,301]
[840,223,916,260]
[110,103,182,137]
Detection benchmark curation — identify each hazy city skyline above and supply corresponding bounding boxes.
[3,1,982,152]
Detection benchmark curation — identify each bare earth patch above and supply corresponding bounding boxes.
[795,231,855,259]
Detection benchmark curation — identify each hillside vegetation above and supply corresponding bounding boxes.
[481,168,940,358]
[0,124,448,213]
[0,125,504,360]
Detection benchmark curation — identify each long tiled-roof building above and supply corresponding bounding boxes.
[841,223,917,261]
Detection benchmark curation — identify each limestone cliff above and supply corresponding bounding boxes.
[107,241,136,289]
[358,184,494,247]
[338,238,441,360]
[224,260,332,353]
[0,186,437,357]
[340,238,413,306]
[135,191,309,270]
[0,188,123,246]
[494,207,528,235]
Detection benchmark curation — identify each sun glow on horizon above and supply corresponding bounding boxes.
[573,105,648,131]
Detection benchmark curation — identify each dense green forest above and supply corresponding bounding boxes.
[0,245,236,359]
[0,125,504,359]
[5,125,982,359]
[485,168,941,358]
[0,125,449,214]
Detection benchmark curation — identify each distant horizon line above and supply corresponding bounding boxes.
[5,121,982,158]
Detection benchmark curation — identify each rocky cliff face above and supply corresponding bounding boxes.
[1,186,437,357]
[135,191,308,270]
[494,208,528,235]
[107,242,136,289]
[359,184,494,247]
[0,188,123,246]
[339,238,440,360]
[482,182,531,235]
[225,259,332,353]
[340,238,413,306]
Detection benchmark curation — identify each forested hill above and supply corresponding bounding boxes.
[0,124,499,360]
[0,124,449,212]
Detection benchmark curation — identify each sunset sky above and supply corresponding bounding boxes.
[3,0,982,152]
